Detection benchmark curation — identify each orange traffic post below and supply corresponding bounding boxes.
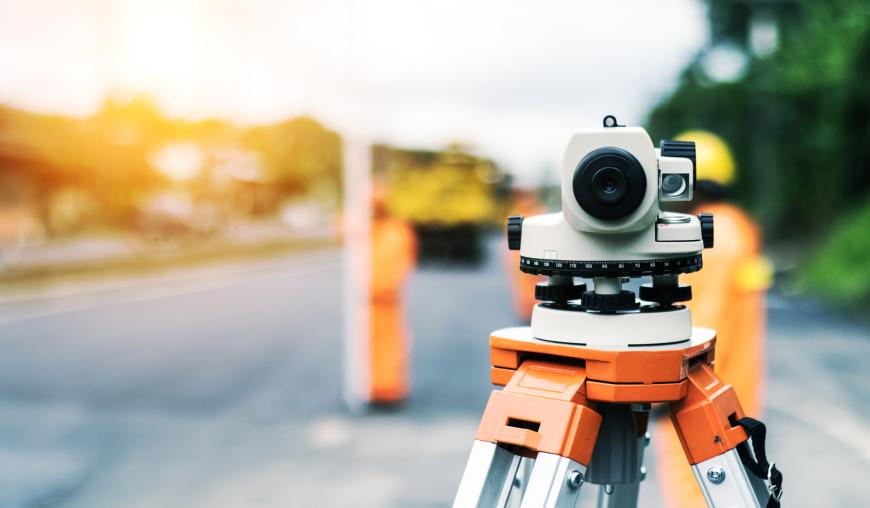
[342,140,417,409]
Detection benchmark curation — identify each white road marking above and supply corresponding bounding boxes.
[307,417,354,450]
[0,253,339,324]
[0,250,340,304]
[0,279,247,325]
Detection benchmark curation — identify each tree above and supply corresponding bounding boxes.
[647,0,870,238]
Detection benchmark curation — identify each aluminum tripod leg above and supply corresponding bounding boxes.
[692,449,768,507]
[454,441,523,508]
[519,452,587,508]
[507,458,534,508]
[454,442,588,508]
[670,362,782,507]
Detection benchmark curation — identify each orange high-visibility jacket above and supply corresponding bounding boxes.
[368,216,418,402]
[655,202,770,508]
[685,202,768,416]
[504,249,543,322]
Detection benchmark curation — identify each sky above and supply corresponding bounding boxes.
[0,0,709,183]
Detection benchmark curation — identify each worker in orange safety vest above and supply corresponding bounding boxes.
[367,186,418,404]
[654,131,774,507]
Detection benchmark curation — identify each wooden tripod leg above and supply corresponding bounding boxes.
[669,362,769,507]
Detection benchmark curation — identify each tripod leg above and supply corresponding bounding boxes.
[456,360,602,507]
[670,363,780,507]
[691,448,767,506]
[454,440,522,508]
[507,457,534,508]
[519,452,587,508]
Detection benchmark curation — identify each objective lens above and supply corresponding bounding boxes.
[662,174,687,197]
[573,147,646,220]
[591,167,628,204]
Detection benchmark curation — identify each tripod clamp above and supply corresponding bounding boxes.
[768,463,783,504]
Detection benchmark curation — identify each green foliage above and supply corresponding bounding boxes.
[774,1,870,92]
[243,116,342,196]
[797,196,870,306]
[0,98,169,230]
[649,0,870,238]
[647,0,870,306]
[0,98,343,235]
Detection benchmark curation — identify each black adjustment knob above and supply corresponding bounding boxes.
[535,281,586,304]
[660,139,696,182]
[639,283,692,304]
[698,212,714,248]
[660,139,696,164]
[507,215,523,250]
[580,290,639,312]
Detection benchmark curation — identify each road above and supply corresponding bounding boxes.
[0,239,867,507]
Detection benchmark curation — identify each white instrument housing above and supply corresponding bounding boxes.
[531,304,693,347]
[520,211,702,264]
[561,127,659,234]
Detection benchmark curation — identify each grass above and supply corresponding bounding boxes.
[797,195,870,309]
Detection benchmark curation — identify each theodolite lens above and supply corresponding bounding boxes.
[573,147,646,220]
[591,166,628,203]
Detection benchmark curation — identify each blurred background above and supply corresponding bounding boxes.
[0,0,868,506]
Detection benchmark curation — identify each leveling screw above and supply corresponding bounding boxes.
[707,467,726,484]
[567,470,584,489]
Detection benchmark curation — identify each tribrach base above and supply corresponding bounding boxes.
[453,327,776,508]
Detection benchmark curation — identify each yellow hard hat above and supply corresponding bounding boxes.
[675,130,736,186]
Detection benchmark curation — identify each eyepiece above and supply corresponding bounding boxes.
[573,147,646,220]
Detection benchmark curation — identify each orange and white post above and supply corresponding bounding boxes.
[342,137,417,410]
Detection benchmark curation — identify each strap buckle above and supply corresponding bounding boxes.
[767,462,783,501]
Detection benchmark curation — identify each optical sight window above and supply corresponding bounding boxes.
[661,174,688,198]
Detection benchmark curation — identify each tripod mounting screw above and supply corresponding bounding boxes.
[567,470,585,489]
[507,215,523,250]
[699,212,714,249]
[706,467,726,484]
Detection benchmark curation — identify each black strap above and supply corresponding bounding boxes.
[733,417,783,508]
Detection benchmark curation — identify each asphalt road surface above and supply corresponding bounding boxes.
[0,240,868,507]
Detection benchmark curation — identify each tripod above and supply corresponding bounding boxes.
[453,305,783,508]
